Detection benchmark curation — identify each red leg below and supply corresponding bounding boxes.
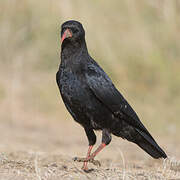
[82,145,93,171]
[88,143,106,160]
[82,143,106,171]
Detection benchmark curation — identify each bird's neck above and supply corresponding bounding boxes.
[61,40,88,61]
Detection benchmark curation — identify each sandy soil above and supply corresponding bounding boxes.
[0,117,179,180]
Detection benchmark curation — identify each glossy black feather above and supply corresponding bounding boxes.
[56,20,167,159]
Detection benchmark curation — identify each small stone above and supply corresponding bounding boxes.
[51,163,58,167]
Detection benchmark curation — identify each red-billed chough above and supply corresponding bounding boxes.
[56,20,167,171]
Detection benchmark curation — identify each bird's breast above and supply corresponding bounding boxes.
[58,69,115,130]
[59,70,92,110]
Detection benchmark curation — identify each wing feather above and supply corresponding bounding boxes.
[85,63,152,137]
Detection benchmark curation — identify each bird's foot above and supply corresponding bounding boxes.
[88,158,101,166]
[73,157,86,162]
[81,166,94,173]
[73,157,101,166]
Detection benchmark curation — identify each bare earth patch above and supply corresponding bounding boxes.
[0,120,179,180]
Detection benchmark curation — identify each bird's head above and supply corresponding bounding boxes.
[61,20,85,46]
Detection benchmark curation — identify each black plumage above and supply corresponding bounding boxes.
[56,20,167,170]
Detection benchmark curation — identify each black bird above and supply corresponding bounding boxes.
[56,20,167,171]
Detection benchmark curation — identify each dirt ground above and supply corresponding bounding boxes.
[0,117,179,180]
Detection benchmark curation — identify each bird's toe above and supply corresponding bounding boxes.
[82,167,94,173]
[73,157,86,162]
[89,159,101,166]
[73,157,101,166]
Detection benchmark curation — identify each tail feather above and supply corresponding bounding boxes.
[135,129,167,159]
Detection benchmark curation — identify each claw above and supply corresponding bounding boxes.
[73,157,86,162]
[89,159,101,166]
[73,157,101,166]
[82,167,94,173]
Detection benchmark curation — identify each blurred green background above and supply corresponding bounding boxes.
[0,0,179,138]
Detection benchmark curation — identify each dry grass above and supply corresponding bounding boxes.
[0,0,180,179]
[0,120,179,180]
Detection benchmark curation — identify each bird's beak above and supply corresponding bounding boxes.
[61,29,72,44]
